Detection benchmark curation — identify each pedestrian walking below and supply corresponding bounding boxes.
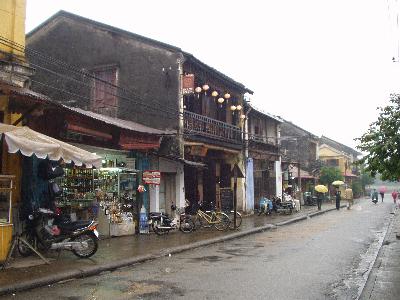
[316,192,323,211]
[335,187,341,210]
[345,188,353,210]
[380,191,385,202]
[392,190,398,204]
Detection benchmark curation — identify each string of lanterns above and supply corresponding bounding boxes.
[192,83,246,120]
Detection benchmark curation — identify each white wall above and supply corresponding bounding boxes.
[275,159,282,198]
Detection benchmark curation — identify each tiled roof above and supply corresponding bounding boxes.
[64,106,176,135]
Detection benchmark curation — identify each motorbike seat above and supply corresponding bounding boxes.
[58,220,93,231]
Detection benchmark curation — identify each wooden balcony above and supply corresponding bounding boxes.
[248,134,279,154]
[183,110,242,145]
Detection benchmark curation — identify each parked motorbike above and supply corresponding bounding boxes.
[274,196,295,214]
[258,197,273,216]
[304,192,317,206]
[18,208,99,258]
[149,204,194,235]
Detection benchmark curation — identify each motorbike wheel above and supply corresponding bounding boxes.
[17,231,35,257]
[152,220,169,235]
[71,232,98,258]
[214,212,230,231]
[180,216,194,233]
[257,208,263,216]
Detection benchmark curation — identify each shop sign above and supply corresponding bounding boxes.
[182,74,194,95]
[143,170,161,185]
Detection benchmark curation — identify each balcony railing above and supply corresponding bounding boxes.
[248,134,279,153]
[248,134,277,145]
[184,110,242,144]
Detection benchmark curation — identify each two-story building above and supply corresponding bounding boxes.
[26,10,252,214]
[279,120,319,198]
[244,103,281,210]
[318,136,361,185]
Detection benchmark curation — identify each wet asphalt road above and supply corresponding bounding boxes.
[3,199,394,300]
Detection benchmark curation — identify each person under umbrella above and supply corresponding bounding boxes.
[335,187,341,210]
[314,185,328,211]
[379,186,386,202]
[332,181,344,210]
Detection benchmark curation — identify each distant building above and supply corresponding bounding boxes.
[318,136,361,184]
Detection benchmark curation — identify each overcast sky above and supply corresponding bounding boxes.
[25,0,400,149]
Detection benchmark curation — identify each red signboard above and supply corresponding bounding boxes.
[143,170,161,185]
[182,74,194,95]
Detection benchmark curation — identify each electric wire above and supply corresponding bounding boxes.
[0,36,181,116]
[0,35,286,141]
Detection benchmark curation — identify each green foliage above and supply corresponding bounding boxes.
[319,166,343,185]
[352,180,363,197]
[360,171,375,190]
[356,94,400,181]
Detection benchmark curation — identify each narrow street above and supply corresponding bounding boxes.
[4,199,394,300]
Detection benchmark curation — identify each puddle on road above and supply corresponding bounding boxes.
[189,255,225,263]
[126,282,161,297]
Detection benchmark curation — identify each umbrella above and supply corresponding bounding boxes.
[315,185,328,193]
[332,180,345,186]
[379,186,387,193]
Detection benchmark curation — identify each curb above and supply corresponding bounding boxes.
[0,205,342,296]
[358,206,398,299]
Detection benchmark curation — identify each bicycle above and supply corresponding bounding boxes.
[194,208,230,231]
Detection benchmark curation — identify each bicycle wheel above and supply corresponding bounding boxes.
[197,214,212,228]
[214,212,230,231]
[229,211,242,229]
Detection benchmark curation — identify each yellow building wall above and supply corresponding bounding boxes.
[319,147,349,174]
[0,0,26,261]
[0,0,26,60]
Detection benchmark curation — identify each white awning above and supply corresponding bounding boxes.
[0,124,102,168]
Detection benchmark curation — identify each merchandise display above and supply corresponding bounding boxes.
[94,168,138,237]
[56,165,139,236]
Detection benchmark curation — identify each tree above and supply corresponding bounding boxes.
[356,94,400,181]
[319,166,343,186]
[319,166,344,197]
[360,170,375,191]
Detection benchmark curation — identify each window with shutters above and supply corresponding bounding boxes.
[91,66,118,117]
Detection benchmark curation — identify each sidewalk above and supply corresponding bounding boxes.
[360,205,400,300]
[0,202,343,295]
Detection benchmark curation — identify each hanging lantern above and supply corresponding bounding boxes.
[224,92,231,99]
[211,91,218,97]
[202,84,209,95]
[230,105,237,113]
[195,86,202,98]
[236,104,242,111]
[217,97,224,108]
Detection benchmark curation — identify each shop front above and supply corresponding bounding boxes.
[0,123,102,263]
[184,143,243,212]
[56,144,140,237]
